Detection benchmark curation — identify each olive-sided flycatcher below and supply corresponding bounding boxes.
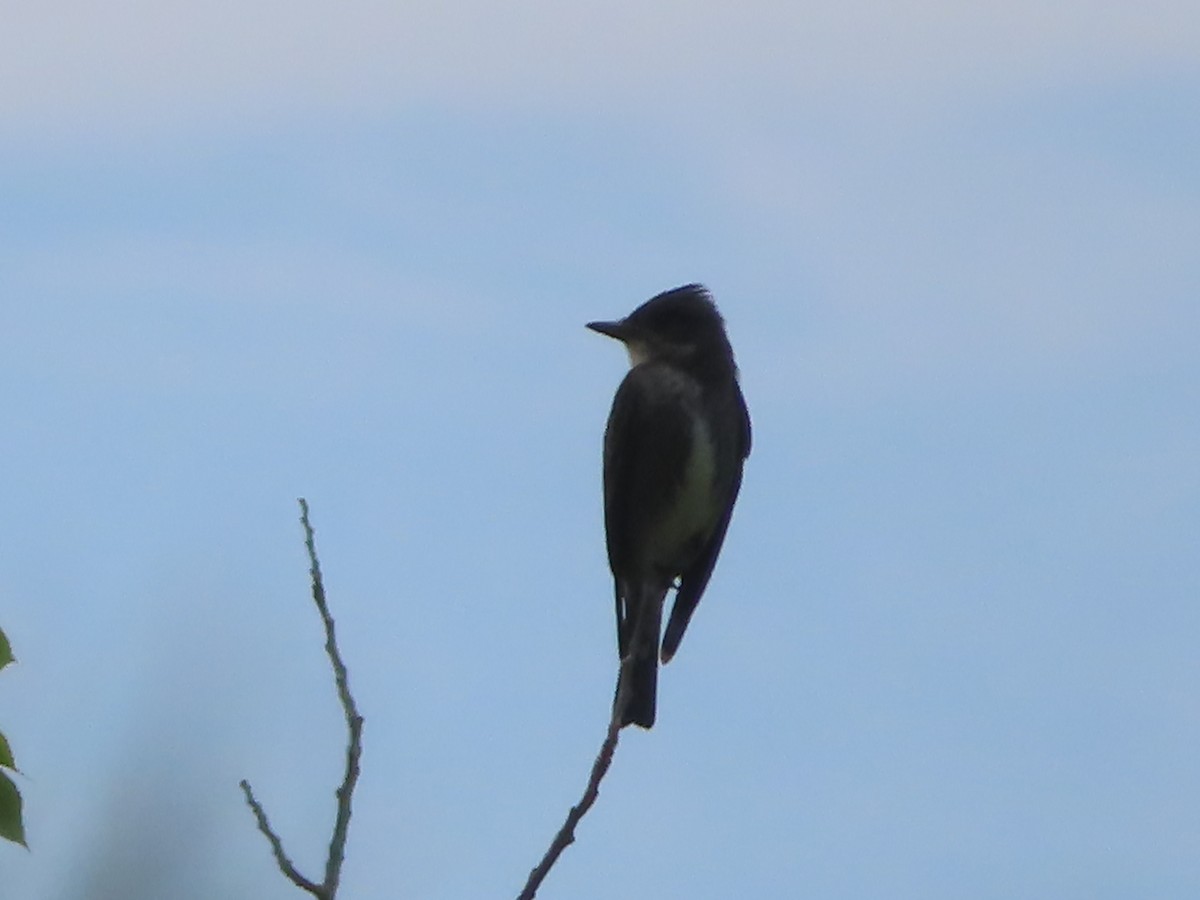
[588,285,751,728]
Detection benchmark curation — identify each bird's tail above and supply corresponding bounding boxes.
[616,587,665,729]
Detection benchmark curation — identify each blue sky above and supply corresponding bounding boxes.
[2,3,1199,898]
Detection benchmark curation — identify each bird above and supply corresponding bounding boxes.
[587,284,751,728]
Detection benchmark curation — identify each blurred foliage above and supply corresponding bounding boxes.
[0,627,26,848]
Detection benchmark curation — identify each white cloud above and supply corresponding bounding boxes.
[710,99,1200,402]
[4,0,1198,136]
[0,233,494,402]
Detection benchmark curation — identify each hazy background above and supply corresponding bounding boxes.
[2,2,1198,897]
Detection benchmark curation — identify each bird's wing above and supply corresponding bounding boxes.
[603,364,694,656]
[661,381,751,662]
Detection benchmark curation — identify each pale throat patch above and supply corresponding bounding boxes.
[625,340,653,367]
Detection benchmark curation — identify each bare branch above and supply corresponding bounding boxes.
[239,779,324,896]
[240,499,365,899]
[516,659,634,899]
[299,498,365,892]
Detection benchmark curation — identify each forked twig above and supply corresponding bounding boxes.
[240,499,365,899]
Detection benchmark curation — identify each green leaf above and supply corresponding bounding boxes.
[0,628,12,671]
[0,731,13,771]
[0,734,13,777]
[0,770,26,847]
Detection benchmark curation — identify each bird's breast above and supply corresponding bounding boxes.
[646,414,719,570]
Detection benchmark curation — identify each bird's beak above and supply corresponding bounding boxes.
[586,319,631,342]
[589,318,654,367]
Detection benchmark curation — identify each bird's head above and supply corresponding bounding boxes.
[587,284,735,378]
